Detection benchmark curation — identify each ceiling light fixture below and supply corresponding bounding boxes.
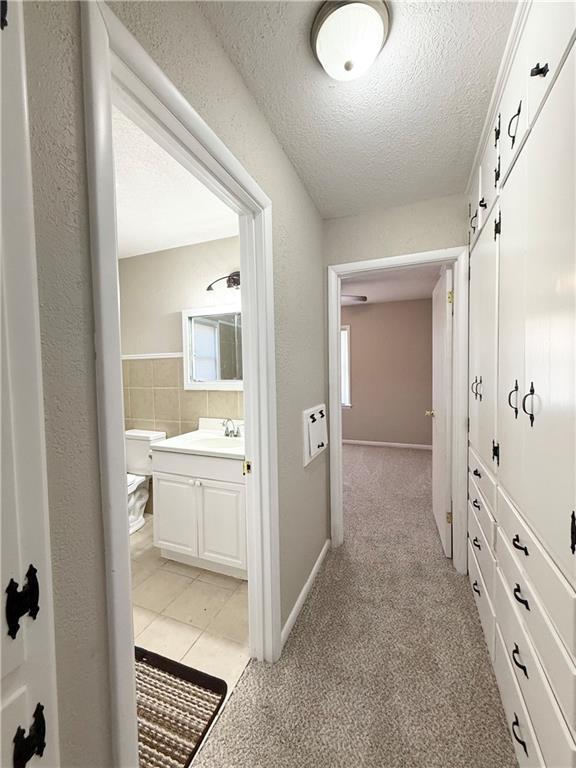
[311,1,390,82]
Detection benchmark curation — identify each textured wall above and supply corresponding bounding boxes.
[324,193,467,266]
[119,237,240,355]
[23,3,114,766]
[24,3,328,762]
[341,300,433,445]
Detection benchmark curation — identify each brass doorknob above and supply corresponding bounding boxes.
[425,410,435,417]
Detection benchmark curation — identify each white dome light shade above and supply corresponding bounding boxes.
[312,1,390,82]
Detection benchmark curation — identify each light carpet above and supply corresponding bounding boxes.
[193,445,517,767]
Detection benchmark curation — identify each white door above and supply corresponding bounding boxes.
[1,3,60,766]
[197,480,246,570]
[431,269,453,557]
[153,473,198,557]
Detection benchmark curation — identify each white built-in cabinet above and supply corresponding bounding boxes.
[467,4,576,766]
[153,454,247,578]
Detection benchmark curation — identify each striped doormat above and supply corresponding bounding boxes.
[135,646,227,768]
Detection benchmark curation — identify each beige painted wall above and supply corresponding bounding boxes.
[342,300,433,445]
[24,2,328,764]
[324,193,467,267]
[119,237,240,355]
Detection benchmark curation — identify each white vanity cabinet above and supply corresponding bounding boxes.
[152,443,247,579]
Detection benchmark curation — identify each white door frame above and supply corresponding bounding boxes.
[82,4,281,766]
[328,247,469,575]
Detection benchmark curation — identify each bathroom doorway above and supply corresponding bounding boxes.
[82,5,281,763]
[112,99,251,690]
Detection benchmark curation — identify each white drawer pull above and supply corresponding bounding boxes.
[511,643,529,679]
[513,583,530,612]
[511,714,529,757]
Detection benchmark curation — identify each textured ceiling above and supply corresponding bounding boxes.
[112,107,238,258]
[342,263,441,304]
[201,1,516,218]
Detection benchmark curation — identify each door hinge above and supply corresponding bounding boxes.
[1,1,7,31]
[13,703,46,768]
[494,114,501,147]
[447,503,453,524]
[242,459,252,476]
[492,440,500,466]
[494,212,501,240]
[5,564,40,639]
[447,290,454,305]
[494,156,501,188]
[467,417,470,433]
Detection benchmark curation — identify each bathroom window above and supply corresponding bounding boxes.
[341,325,351,407]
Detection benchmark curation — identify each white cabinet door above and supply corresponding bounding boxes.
[524,1,576,125]
[499,32,529,184]
[521,45,576,586]
[197,480,246,571]
[497,151,528,511]
[1,6,60,766]
[479,112,501,227]
[469,211,499,471]
[153,473,198,557]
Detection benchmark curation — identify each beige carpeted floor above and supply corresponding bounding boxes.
[193,445,517,767]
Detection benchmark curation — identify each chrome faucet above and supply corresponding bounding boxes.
[222,418,240,438]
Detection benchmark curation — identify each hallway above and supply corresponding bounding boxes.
[194,445,516,767]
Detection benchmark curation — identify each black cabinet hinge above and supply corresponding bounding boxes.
[13,703,46,768]
[492,440,500,465]
[494,114,501,147]
[494,156,501,188]
[5,564,40,639]
[1,1,7,31]
[571,511,576,555]
[494,213,501,240]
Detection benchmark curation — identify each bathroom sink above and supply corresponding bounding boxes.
[151,430,245,459]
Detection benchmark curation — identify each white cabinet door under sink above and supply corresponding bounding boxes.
[153,472,198,557]
[197,480,246,571]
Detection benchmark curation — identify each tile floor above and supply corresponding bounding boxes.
[130,515,250,691]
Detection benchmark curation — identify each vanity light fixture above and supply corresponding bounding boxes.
[311,1,390,82]
[206,270,241,292]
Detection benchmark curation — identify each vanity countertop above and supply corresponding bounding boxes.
[151,429,245,460]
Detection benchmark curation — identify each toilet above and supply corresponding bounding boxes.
[125,429,166,534]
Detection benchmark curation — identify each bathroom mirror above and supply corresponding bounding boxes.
[182,305,243,390]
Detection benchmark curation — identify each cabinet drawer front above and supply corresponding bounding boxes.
[468,448,496,511]
[152,450,245,483]
[524,2,576,125]
[468,542,495,660]
[497,529,576,730]
[498,487,576,658]
[496,568,576,764]
[494,626,546,768]
[468,503,495,599]
[469,476,497,551]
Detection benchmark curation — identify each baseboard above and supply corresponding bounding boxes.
[281,539,331,648]
[343,439,432,450]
